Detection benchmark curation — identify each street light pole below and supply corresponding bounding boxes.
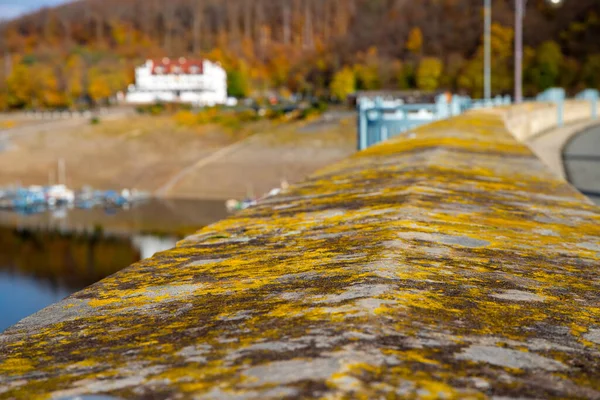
[484,0,492,102]
[514,0,524,103]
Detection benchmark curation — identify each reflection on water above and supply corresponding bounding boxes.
[132,235,178,260]
[0,198,228,237]
[0,270,72,331]
[0,198,228,332]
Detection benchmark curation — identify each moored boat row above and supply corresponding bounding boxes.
[0,185,150,214]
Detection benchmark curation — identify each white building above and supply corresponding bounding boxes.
[125,58,228,106]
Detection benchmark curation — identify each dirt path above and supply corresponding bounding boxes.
[526,120,600,180]
[155,136,253,197]
[166,117,356,200]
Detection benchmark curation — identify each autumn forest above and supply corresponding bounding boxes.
[0,0,599,109]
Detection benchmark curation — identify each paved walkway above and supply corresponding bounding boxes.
[526,120,600,205]
[563,124,600,205]
[525,119,600,180]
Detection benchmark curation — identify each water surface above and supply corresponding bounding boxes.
[0,198,228,331]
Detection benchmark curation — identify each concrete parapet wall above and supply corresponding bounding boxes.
[564,100,595,124]
[504,100,599,142]
[1,110,600,399]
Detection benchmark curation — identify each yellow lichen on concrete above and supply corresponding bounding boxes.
[0,110,599,399]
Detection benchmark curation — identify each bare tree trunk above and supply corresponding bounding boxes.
[322,0,330,42]
[201,5,212,51]
[61,17,71,45]
[43,11,53,41]
[140,0,155,42]
[303,0,313,50]
[283,0,291,45]
[83,5,93,41]
[0,25,8,84]
[89,0,105,44]
[94,7,104,44]
[226,0,240,49]
[191,0,204,53]
[0,31,4,65]
[123,2,134,46]
[255,0,265,57]
[4,52,12,79]
[243,0,252,39]
[164,0,176,55]
[336,0,356,36]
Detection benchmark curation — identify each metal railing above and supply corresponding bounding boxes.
[357,88,600,150]
[357,96,448,150]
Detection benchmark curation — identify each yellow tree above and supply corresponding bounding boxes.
[489,23,514,94]
[458,23,513,96]
[417,57,443,91]
[458,58,484,98]
[530,41,563,90]
[66,54,85,103]
[354,47,381,90]
[106,65,129,95]
[6,63,35,108]
[391,60,403,88]
[110,20,129,46]
[406,27,423,56]
[87,68,112,104]
[35,64,67,108]
[0,87,7,111]
[268,47,292,88]
[330,67,355,101]
[227,66,250,98]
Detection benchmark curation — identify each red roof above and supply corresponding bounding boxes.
[150,58,204,75]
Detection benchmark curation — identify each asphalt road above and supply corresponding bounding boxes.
[563,124,600,205]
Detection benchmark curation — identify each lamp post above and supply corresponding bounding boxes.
[484,0,492,102]
[514,0,525,103]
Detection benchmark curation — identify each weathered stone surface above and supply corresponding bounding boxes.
[1,112,600,399]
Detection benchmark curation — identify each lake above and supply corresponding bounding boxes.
[0,198,228,332]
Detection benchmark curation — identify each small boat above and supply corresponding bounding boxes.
[0,184,149,215]
[225,198,257,212]
[45,185,75,206]
[225,180,289,213]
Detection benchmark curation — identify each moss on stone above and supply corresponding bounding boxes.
[1,111,599,399]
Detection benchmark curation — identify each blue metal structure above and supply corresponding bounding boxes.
[357,96,450,150]
[357,94,510,151]
[357,89,600,151]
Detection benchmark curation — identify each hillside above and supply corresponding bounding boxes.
[0,0,599,109]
